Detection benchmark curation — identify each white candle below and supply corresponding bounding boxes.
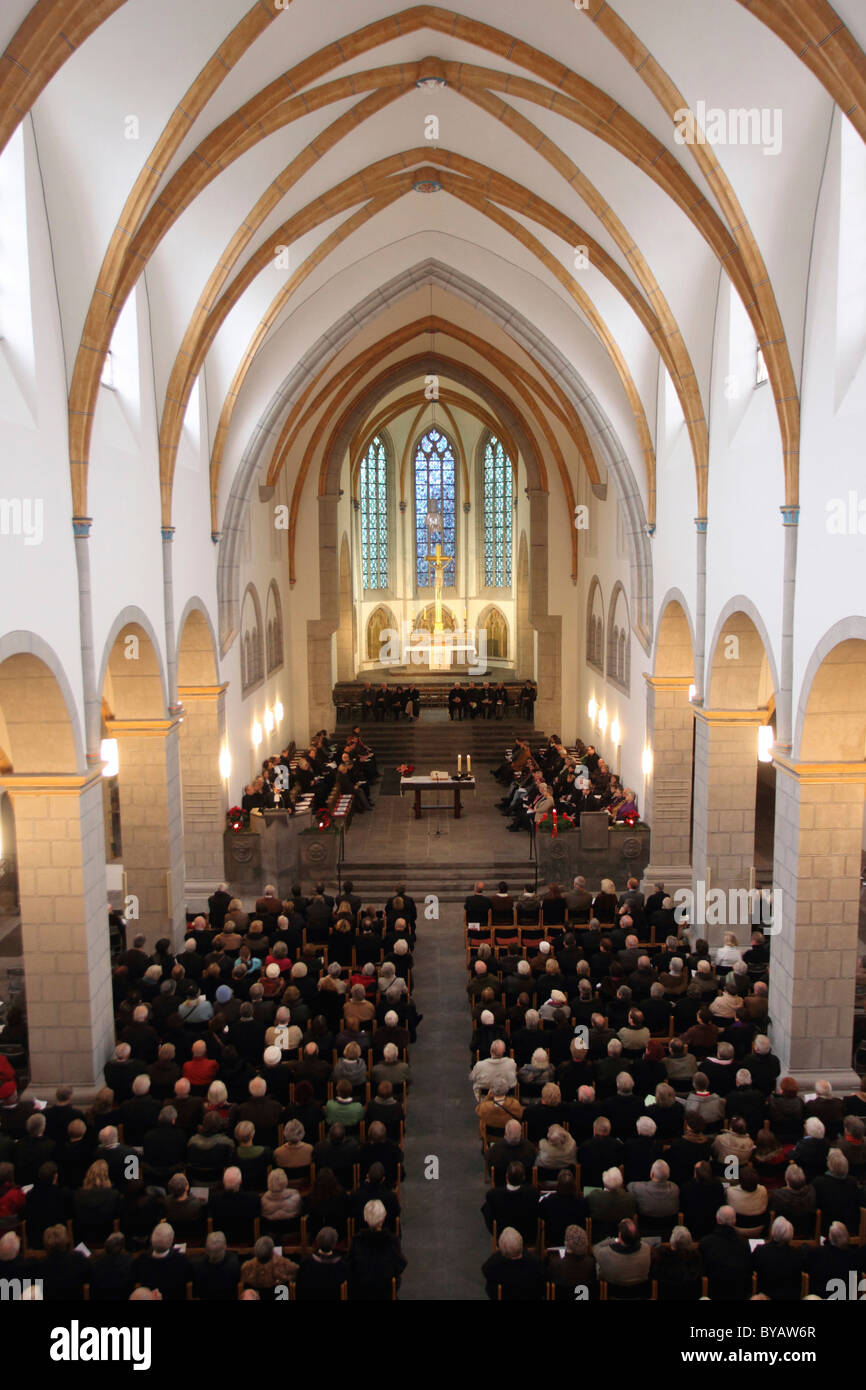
[467,754,471,774]
[457,754,462,773]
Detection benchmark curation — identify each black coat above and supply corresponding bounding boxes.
[88,1252,136,1301]
[294,1253,350,1300]
[698,1225,752,1299]
[134,1250,192,1301]
[348,1229,407,1299]
[481,1185,539,1244]
[481,1251,545,1301]
[191,1251,241,1301]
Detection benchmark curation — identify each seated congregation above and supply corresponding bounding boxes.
[462,876,866,1301]
[493,733,639,834]
[0,878,420,1301]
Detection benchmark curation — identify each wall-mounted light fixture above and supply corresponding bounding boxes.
[100,738,119,778]
[757,726,774,763]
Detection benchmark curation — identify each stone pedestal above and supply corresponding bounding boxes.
[106,718,186,950]
[297,826,341,886]
[768,757,863,1088]
[691,708,765,893]
[537,822,650,890]
[0,772,115,1086]
[223,811,311,898]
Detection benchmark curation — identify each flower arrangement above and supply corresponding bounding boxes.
[396,763,415,776]
[226,805,249,832]
[536,810,576,837]
[316,808,332,831]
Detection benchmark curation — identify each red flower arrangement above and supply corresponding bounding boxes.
[396,763,415,776]
[536,810,575,837]
[226,805,248,832]
[316,808,332,831]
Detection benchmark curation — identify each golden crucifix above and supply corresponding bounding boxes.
[424,542,453,632]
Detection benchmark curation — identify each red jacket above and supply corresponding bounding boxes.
[0,1180,26,1220]
[0,1055,16,1102]
[182,1057,219,1087]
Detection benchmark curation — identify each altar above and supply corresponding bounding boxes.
[400,775,476,819]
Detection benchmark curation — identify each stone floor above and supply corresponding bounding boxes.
[345,737,530,1298]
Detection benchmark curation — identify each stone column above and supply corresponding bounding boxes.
[527,488,561,734]
[177,684,227,902]
[1,771,114,1086]
[106,717,185,950]
[691,707,765,896]
[308,492,339,735]
[642,675,693,885]
[769,757,863,1087]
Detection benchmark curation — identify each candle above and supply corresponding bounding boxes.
[467,755,471,774]
[457,754,462,773]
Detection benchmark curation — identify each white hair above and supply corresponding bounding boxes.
[804,1116,825,1138]
[602,1167,623,1190]
[364,1199,387,1230]
[770,1216,793,1244]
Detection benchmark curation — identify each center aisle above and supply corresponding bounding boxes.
[336,717,540,1299]
[397,902,489,1300]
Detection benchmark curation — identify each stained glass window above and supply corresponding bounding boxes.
[415,428,456,587]
[483,434,513,587]
[360,435,389,590]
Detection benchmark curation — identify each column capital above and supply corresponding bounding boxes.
[694,517,708,533]
[643,674,693,691]
[780,506,800,526]
[105,717,181,739]
[772,754,866,784]
[161,526,175,542]
[692,706,768,726]
[72,516,92,538]
[177,684,229,701]
[0,770,102,796]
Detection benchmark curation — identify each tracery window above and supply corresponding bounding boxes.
[482,434,513,587]
[415,428,456,588]
[360,435,389,590]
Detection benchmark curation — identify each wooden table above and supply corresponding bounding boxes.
[400,775,476,819]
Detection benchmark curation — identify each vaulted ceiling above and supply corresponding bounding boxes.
[3,0,864,539]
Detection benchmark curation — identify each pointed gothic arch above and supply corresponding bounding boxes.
[366,604,397,663]
[478,605,509,661]
[587,577,605,676]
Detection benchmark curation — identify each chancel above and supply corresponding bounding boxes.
[0,0,865,1318]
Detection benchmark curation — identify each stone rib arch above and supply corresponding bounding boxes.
[0,631,86,772]
[96,607,169,721]
[653,589,697,678]
[705,595,781,712]
[793,617,866,761]
[176,599,219,689]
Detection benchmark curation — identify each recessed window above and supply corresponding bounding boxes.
[101,350,115,389]
[755,346,769,387]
